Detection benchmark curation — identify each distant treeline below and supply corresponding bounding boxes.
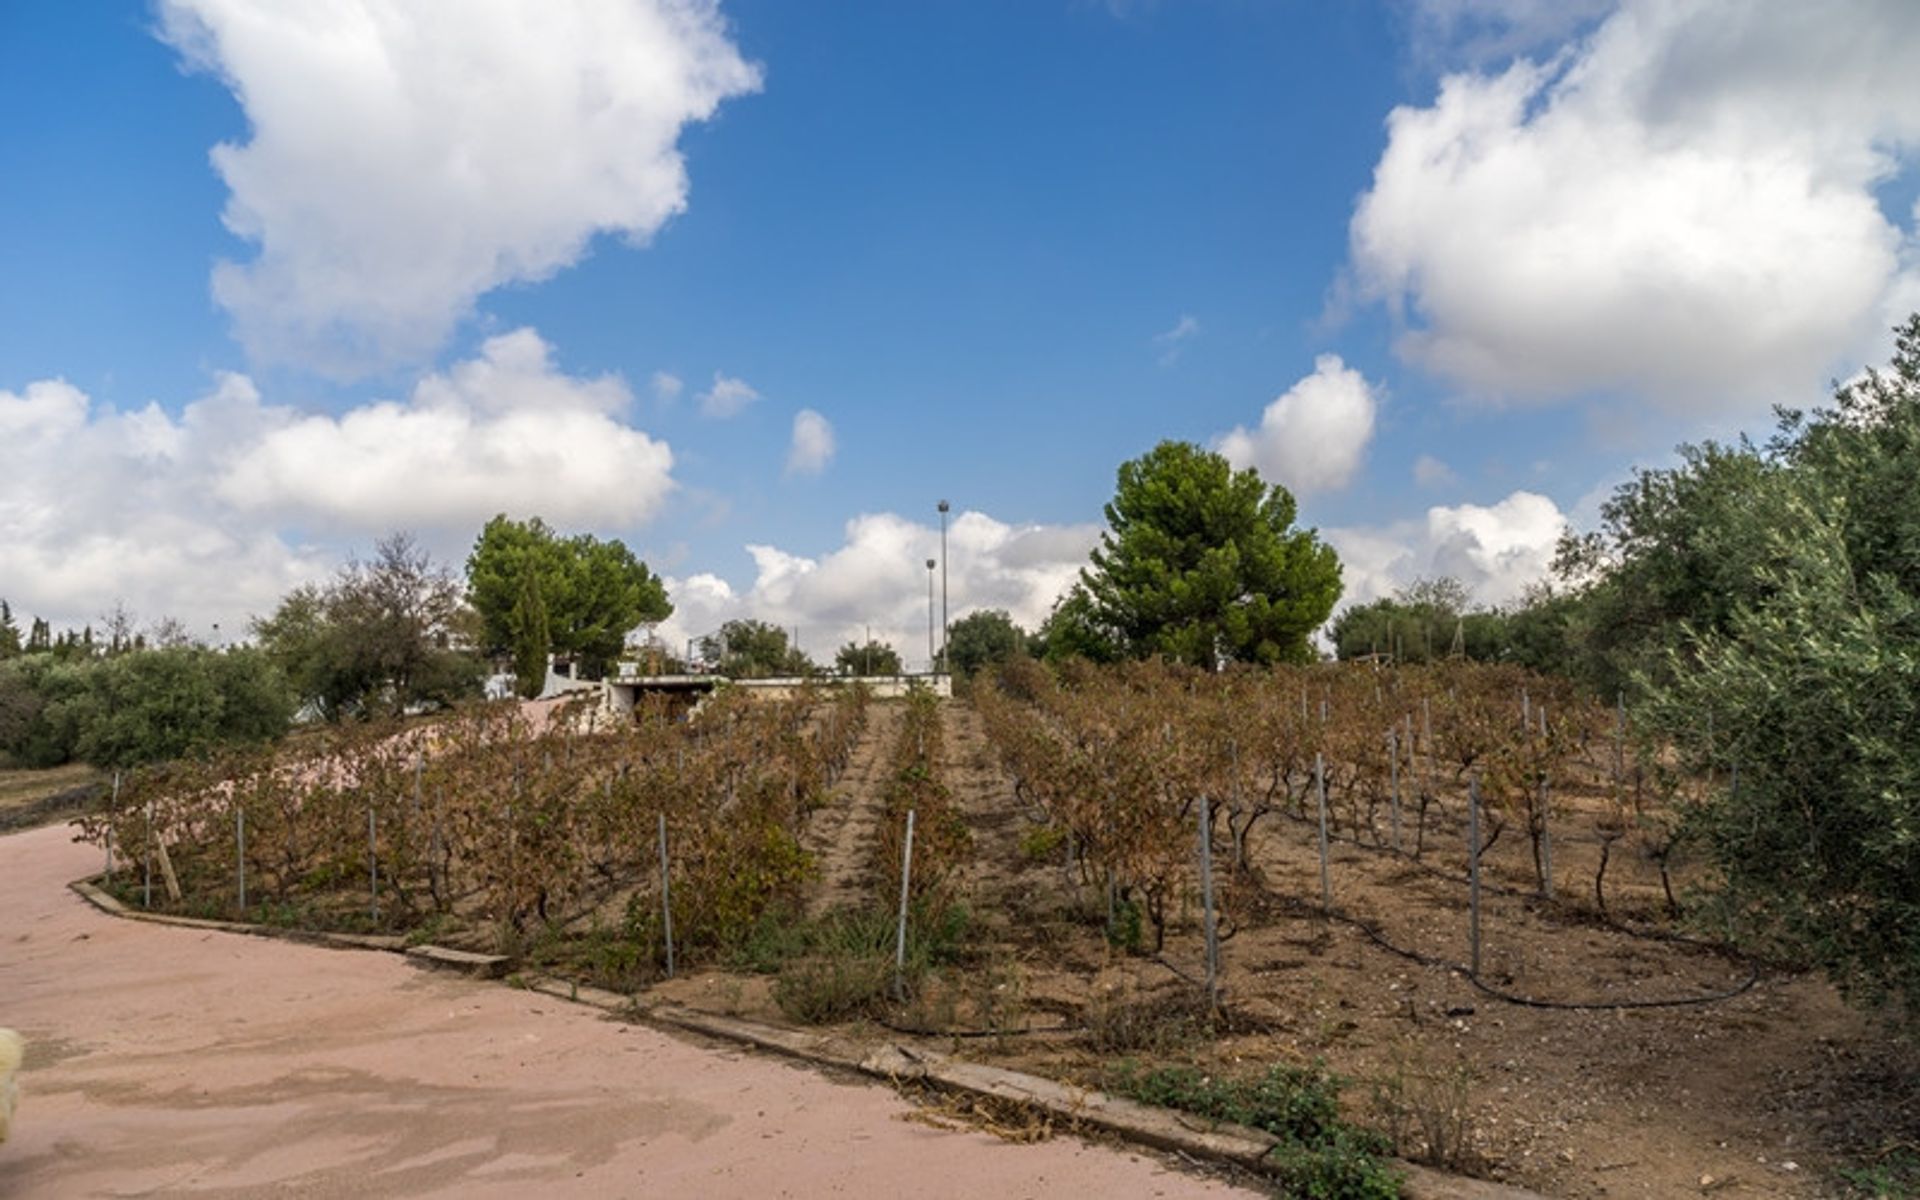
[0,519,674,770]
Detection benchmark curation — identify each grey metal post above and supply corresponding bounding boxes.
[1198,795,1220,1009]
[369,806,379,922]
[1521,687,1531,731]
[938,499,950,671]
[106,770,120,879]
[1422,696,1434,798]
[1614,692,1626,784]
[893,809,917,999]
[236,805,247,911]
[925,559,936,670]
[1539,705,1552,898]
[1388,729,1402,852]
[1538,776,1553,899]
[1314,752,1332,912]
[1404,711,1417,821]
[659,812,675,978]
[1468,778,1483,976]
[144,798,153,908]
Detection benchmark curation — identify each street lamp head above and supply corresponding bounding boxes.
[925,558,936,570]
[937,499,950,514]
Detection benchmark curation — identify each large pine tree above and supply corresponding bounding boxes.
[1057,441,1343,667]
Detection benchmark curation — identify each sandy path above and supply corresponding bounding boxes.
[0,822,1254,1199]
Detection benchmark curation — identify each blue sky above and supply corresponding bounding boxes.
[4,1,1918,665]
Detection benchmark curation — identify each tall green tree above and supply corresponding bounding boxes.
[699,619,813,679]
[254,533,480,720]
[1644,496,1919,1014]
[1552,440,1787,697]
[1073,441,1342,666]
[944,609,1031,676]
[1329,577,1470,663]
[1036,587,1124,663]
[834,639,902,676]
[1615,314,1920,1017]
[510,573,552,700]
[467,515,672,681]
[0,601,20,659]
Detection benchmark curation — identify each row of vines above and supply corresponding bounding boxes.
[80,685,869,969]
[872,688,970,912]
[974,658,1700,956]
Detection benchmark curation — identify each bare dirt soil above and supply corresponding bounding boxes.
[0,763,103,833]
[663,698,1918,1200]
[800,698,902,917]
[0,820,1258,1199]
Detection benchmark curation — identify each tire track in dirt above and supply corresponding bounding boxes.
[802,699,904,916]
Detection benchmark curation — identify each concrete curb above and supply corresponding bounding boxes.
[624,1000,1547,1200]
[71,876,453,960]
[69,874,1545,1200]
[404,944,512,978]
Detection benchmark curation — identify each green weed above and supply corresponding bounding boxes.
[1840,1150,1920,1199]
[1105,1061,1403,1200]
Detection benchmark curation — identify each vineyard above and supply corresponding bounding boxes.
[970,657,1716,985]
[75,663,1912,1198]
[83,687,869,969]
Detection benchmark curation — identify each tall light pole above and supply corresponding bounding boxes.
[925,558,937,672]
[936,499,950,674]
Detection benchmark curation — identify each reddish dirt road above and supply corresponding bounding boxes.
[0,822,1254,1199]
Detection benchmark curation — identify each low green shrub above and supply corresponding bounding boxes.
[1105,1061,1402,1200]
[1840,1150,1920,1199]
[747,901,972,1024]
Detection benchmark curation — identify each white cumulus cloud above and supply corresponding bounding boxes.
[1401,0,1616,66]
[1351,0,1920,412]
[698,372,761,419]
[218,328,675,531]
[0,329,675,634]
[1216,354,1379,495]
[656,510,1101,671]
[1327,490,1568,610]
[157,0,762,375]
[785,409,836,477]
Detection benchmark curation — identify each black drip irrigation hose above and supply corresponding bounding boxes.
[1263,801,1747,961]
[1460,961,1759,1012]
[1257,886,1762,1012]
[878,1016,1080,1039]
